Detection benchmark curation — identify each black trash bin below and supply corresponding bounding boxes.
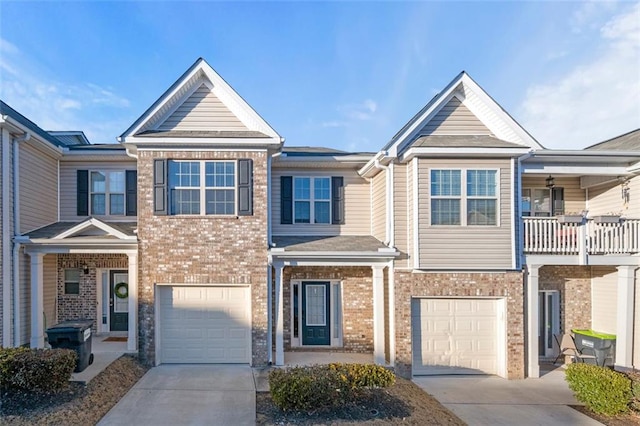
[572,329,616,367]
[46,320,94,372]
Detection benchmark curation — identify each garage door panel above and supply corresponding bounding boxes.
[412,298,501,376]
[159,286,251,364]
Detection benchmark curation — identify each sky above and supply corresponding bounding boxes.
[0,1,638,152]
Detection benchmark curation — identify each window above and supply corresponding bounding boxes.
[521,187,564,217]
[64,269,80,295]
[168,160,236,215]
[293,177,331,224]
[90,171,125,215]
[430,169,498,226]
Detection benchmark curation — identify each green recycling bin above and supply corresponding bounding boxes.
[572,329,616,367]
[46,320,94,372]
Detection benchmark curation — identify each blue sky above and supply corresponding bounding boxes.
[1,1,638,151]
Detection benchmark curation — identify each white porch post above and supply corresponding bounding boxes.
[526,264,540,378]
[127,252,138,352]
[29,252,45,348]
[615,266,636,368]
[372,265,385,365]
[274,263,284,366]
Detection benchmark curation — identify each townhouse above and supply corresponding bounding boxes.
[1,58,638,380]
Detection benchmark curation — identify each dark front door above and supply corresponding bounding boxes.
[110,270,128,331]
[302,282,330,345]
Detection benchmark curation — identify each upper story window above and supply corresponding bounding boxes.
[168,160,236,215]
[91,171,125,215]
[430,169,498,226]
[293,177,331,224]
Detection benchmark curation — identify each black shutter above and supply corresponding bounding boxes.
[125,170,137,216]
[280,176,293,224]
[77,170,89,216]
[238,159,253,216]
[153,159,167,215]
[331,176,345,225]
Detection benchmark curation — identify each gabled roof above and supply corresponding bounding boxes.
[119,58,282,145]
[382,72,542,158]
[47,131,91,146]
[24,218,137,240]
[586,128,640,151]
[0,100,65,148]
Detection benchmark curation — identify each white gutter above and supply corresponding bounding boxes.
[1,128,11,346]
[374,157,392,246]
[13,131,30,347]
[267,154,273,247]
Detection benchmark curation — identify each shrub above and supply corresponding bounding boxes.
[0,348,77,393]
[565,363,631,415]
[627,371,640,412]
[269,363,395,412]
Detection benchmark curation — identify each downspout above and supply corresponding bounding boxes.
[517,152,532,269]
[13,131,30,346]
[1,128,11,347]
[374,156,392,246]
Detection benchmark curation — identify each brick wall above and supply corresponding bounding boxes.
[57,254,128,332]
[394,271,525,379]
[137,150,269,366]
[280,266,374,353]
[539,265,591,333]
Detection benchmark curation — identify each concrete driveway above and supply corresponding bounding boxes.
[98,365,255,426]
[413,369,603,425]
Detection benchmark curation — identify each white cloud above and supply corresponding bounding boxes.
[335,99,378,121]
[570,0,617,33]
[520,3,640,149]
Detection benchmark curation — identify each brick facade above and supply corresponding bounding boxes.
[539,265,592,333]
[136,150,269,366]
[280,266,374,353]
[57,254,128,332]
[394,270,525,379]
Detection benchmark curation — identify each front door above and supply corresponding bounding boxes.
[110,271,128,331]
[302,282,330,345]
[538,290,559,357]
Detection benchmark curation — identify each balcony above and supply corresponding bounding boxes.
[523,217,640,256]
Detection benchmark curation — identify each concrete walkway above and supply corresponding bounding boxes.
[413,369,603,425]
[98,365,255,426]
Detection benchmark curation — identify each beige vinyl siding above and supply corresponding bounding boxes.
[591,267,618,334]
[521,176,585,215]
[19,253,29,345]
[627,176,640,217]
[418,158,513,269]
[158,84,248,131]
[634,273,640,368]
[43,254,57,330]
[19,142,58,233]
[371,171,386,241]
[406,159,415,268]
[271,168,371,236]
[419,97,491,136]
[393,163,409,268]
[59,161,136,221]
[587,182,621,216]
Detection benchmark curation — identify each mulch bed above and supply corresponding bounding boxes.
[0,354,148,425]
[256,376,465,425]
[571,405,640,426]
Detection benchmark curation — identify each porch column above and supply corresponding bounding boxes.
[29,252,45,348]
[127,252,138,352]
[372,265,385,365]
[274,263,284,366]
[526,264,540,378]
[615,266,636,369]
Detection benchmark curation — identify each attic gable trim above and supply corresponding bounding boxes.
[53,218,136,240]
[401,146,532,162]
[149,78,215,132]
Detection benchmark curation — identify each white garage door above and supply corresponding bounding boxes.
[159,286,251,364]
[412,298,502,376]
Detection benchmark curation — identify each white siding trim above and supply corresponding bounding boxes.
[511,158,516,270]
[2,129,11,346]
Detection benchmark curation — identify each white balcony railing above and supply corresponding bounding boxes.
[523,217,640,256]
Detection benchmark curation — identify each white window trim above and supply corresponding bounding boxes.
[90,170,126,216]
[293,176,332,225]
[429,167,501,227]
[290,279,342,347]
[169,160,238,216]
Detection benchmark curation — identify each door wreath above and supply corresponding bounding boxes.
[114,282,128,299]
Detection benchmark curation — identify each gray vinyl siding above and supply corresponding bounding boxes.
[513,161,520,268]
[371,171,386,241]
[418,158,513,269]
[19,142,58,233]
[393,163,409,268]
[59,161,136,221]
[419,97,491,136]
[43,254,57,331]
[590,267,617,334]
[271,168,370,236]
[522,176,585,215]
[158,84,248,131]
